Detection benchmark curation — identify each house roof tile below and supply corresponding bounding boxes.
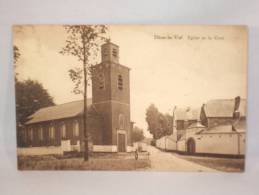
[174,107,200,121]
[26,99,92,124]
[204,99,246,118]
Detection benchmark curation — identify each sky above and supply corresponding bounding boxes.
[13,25,247,137]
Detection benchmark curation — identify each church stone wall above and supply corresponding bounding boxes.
[91,41,132,150]
[22,115,103,148]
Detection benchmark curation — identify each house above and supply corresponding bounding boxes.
[156,96,246,157]
[177,121,246,156]
[174,107,200,139]
[156,107,200,151]
[177,97,246,157]
[18,41,133,154]
[200,97,246,128]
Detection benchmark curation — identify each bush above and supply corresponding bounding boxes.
[151,139,156,146]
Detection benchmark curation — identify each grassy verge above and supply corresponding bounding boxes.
[177,155,245,172]
[17,153,150,170]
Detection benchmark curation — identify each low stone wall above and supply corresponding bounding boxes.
[177,139,186,152]
[17,146,63,156]
[132,142,147,152]
[156,135,177,151]
[156,137,166,150]
[18,144,134,155]
[156,132,245,156]
[193,132,245,155]
[127,146,134,152]
[92,145,117,152]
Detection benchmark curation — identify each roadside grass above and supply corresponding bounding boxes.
[17,153,150,170]
[177,155,245,172]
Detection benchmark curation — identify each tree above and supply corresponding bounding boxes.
[60,25,107,161]
[13,45,21,66]
[146,104,174,139]
[15,79,55,126]
[13,45,21,79]
[145,104,161,139]
[159,114,174,136]
[132,126,145,142]
[14,45,54,125]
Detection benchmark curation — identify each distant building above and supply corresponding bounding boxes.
[19,41,133,154]
[180,96,247,156]
[156,96,247,157]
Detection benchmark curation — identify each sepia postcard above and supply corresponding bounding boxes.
[14,25,247,172]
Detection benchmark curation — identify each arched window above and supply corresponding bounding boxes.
[27,128,33,142]
[176,120,184,130]
[119,114,125,129]
[38,126,43,141]
[21,129,27,143]
[49,125,55,140]
[73,120,79,137]
[118,75,123,90]
[61,122,66,139]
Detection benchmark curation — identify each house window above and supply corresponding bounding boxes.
[49,125,55,140]
[27,128,33,141]
[119,114,125,129]
[118,75,123,90]
[176,120,184,130]
[73,120,79,137]
[38,127,43,141]
[98,73,105,90]
[61,123,66,139]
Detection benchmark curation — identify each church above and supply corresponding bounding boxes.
[19,41,133,154]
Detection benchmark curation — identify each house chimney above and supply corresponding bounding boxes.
[234,96,241,111]
[233,96,241,120]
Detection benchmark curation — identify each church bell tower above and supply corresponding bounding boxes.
[91,41,131,152]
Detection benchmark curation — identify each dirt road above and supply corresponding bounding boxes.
[147,145,217,172]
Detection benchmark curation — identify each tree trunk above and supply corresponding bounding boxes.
[83,74,88,161]
[83,37,89,161]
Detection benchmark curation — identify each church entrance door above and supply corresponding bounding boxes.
[118,133,126,152]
